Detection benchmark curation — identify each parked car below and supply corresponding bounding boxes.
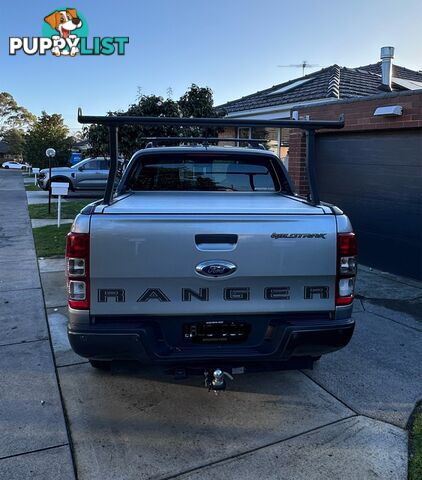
[2,160,28,170]
[66,143,357,389]
[37,157,112,191]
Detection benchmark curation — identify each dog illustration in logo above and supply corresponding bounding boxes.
[44,8,82,56]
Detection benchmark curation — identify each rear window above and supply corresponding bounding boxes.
[125,153,284,192]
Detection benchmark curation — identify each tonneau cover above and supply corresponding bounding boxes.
[99,192,330,215]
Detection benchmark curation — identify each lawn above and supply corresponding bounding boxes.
[409,403,422,480]
[33,223,71,257]
[25,184,41,191]
[28,200,92,219]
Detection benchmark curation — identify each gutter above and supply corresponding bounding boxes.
[220,98,339,119]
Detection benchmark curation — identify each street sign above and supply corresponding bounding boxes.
[70,152,82,165]
[46,148,56,158]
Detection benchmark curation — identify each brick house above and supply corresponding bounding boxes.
[217,46,422,176]
[217,47,422,279]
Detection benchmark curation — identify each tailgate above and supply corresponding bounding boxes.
[89,214,337,315]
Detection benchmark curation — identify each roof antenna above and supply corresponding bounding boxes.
[278,61,325,77]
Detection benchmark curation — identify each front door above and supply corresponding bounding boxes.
[75,159,107,189]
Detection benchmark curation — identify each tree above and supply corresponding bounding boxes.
[2,129,26,158]
[0,92,35,136]
[178,84,223,138]
[25,112,73,168]
[179,84,215,118]
[84,84,222,160]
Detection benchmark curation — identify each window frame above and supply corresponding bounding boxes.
[119,151,293,195]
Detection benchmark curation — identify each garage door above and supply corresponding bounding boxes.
[315,130,422,280]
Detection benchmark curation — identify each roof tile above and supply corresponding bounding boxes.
[217,61,421,114]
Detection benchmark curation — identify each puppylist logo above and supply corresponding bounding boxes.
[9,7,129,56]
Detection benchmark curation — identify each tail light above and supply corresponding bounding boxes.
[66,232,90,309]
[336,232,357,306]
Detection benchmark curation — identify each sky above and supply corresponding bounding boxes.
[1,0,422,133]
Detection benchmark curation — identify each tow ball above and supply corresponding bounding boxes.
[204,368,234,393]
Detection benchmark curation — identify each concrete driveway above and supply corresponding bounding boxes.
[42,262,421,479]
[2,170,421,479]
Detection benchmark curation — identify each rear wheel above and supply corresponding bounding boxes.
[89,359,112,370]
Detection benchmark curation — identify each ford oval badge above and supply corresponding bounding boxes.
[195,260,237,278]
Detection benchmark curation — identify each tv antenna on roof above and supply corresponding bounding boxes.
[277,60,324,77]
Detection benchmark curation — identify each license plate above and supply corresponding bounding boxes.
[183,321,250,344]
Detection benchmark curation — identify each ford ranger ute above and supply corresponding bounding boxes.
[67,112,356,391]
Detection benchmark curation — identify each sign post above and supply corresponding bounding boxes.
[45,148,56,214]
[51,182,69,227]
[32,168,40,185]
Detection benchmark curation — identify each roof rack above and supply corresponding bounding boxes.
[143,137,268,149]
[77,108,344,206]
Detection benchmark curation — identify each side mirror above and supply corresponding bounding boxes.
[78,166,84,172]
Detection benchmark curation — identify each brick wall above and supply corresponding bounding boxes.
[218,127,237,146]
[288,131,308,194]
[290,90,422,193]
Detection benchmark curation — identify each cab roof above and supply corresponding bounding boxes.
[133,145,279,158]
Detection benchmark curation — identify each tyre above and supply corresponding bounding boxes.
[4,165,9,169]
[89,359,112,370]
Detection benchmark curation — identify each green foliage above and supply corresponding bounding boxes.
[28,200,92,219]
[84,84,222,160]
[25,112,73,168]
[179,84,215,118]
[2,128,26,156]
[33,223,71,257]
[409,403,422,480]
[0,92,35,136]
[25,184,41,191]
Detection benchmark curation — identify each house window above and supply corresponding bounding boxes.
[238,128,250,140]
[237,127,289,157]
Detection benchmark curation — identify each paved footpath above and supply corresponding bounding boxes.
[0,171,75,479]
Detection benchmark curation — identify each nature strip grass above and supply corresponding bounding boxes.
[25,184,41,191]
[28,200,91,219]
[33,223,72,257]
[409,402,422,480]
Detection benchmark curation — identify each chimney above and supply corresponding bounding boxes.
[380,46,395,91]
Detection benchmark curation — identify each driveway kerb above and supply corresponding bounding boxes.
[32,219,74,228]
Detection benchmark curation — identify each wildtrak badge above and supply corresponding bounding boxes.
[9,8,129,57]
[271,233,327,239]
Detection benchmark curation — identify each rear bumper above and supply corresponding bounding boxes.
[68,310,355,366]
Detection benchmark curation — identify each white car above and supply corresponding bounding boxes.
[2,161,27,170]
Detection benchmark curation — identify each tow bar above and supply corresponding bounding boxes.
[204,368,234,393]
